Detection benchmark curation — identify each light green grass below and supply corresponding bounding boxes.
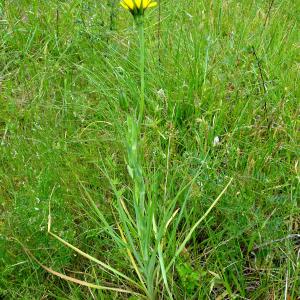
[0,0,299,299]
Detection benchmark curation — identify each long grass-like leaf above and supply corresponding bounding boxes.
[48,200,142,290]
[167,178,233,271]
[117,224,150,297]
[18,241,144,297]
[47,230,142,290]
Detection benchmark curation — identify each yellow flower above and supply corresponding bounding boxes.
[120,0,157,16]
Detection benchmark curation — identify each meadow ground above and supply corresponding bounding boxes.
[0,0,299,299]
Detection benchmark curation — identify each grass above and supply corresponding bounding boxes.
[0,0,299,299]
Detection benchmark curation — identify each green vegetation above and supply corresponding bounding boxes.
[0,0,299,299]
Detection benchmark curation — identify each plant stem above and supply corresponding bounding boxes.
[137,17,145,126]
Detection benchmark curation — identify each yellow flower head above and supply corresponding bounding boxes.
[120,0,157,16]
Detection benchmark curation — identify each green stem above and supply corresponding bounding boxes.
[137,17,145,126]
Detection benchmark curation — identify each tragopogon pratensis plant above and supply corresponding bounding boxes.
[20,2,233,299]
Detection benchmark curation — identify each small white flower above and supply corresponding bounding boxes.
[213,136,220,146]
[157,88,166,99]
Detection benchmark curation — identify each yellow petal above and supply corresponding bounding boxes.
[141,0,148,8]
[120,1,129,10]
[122,0,134,10]
[135,0,142,8]
[147,1,157,8]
